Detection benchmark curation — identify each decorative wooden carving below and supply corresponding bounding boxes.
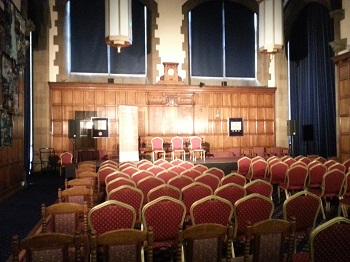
[146,92,194,106]
[157,62,185,85]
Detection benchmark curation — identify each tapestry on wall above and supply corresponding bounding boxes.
[0,0,27,147]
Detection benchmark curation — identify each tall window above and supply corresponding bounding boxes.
[190,1,256,78]
[69,0,147,75]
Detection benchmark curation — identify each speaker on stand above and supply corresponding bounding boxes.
[287,120,298,157]
[68,119,80,163]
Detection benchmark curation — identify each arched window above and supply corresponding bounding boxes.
[189,1,257,78]
[69,0,148,75]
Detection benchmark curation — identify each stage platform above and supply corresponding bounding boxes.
[188,157,239,175]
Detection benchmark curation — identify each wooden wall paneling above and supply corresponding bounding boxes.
[148,106,164,135]
[177,106,194,134]
[84,91,95,105]
[248,107,257,120]
[163,107,178,134]
[96,91,106,105]
[193,106,207,134]
[52,105,63,120]
[61,90,73,104]
[63,105,74,120]
[73,91,85,104]
[51,89,62,104]
[117,91,127,105]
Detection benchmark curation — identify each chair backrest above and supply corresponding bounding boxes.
[283,157,297,167]
[159,161,174,169]
[268,161,288,184]
[190,195,233,226]
[105,171,130,184]
[191,164,208,174]
[252,146,265,157]
[237,157,252,176]
[138,162,154,170]
[269,146,283,157]
[221,173,246,187]
[194,173,220,192]
[168,175,194,190]
[156,169,178,183]
[41,201,88,235]
[119,162,137,171]
[58,187,94,208]
[214,183,246,207]
[12,232,81,262]
[171,136,184,150]
[147,184,182,202]
[190,136,202,150]
[324,159,337,169]
[136,159,153,168]
[285,165,308,187]
[151,137,164,150]
[137,176,165,205]
[308,163,327,188]
[321,169,345,196]
[283,190,321,235]
[180,169,202,181]
[132,170,154,184]
[244,179,273,198]
[247,159,268,180]
[178,161,195,169]
[100,160,118,169]
[170,159,184,165]
[60,152,73,165]
[107,185,144,221]
[142,196,186,246]
[178,223,234,262]
[153,158,168,166]
[328,162,346,173]
[341,171,350,197]
[229,147,241,157]
[203,167,225,180]
[147,165,166,175]
[309,216,350,262]
[122,166,140,177]
[90,227,153,262]
[88,200,136,236]
[242,218,296,262]
[234,193,274,238]
[65,178,94,190]
[168,165,186,175]
[98,166,119,186]
[106,177,136,193]
[343,159,350,173]
[182,182,213,215]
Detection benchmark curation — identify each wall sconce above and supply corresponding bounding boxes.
[105,0,132,53]
[258,0,283,54]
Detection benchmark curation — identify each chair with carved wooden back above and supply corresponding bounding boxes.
[178,222,234,262]
[11,232,81,262]
[194,173,220,192]
[147,165,166,175]
[190,195,233,226]
[90,227,153,262]
[131,170,154,184]
[181,182,213,223]
[168,175,194,191]
[88,200,136,236]
[283,190,322,248]
[171,136,186,161]
[168,165,186,175]
[214,183,246,208]
[221,173,246,187]
[308,169,345,218]
[65,178,94,192]
[147,184,182,202]
[233,194,274,241]
[232,218,296,262]
[235,157,251,177]
[151,137,166,162]
[58,187,94,209]
[246,159,268,181]
[180,169,202,181]
[156,169,178,183]
[307,162,327,191]
[189,136,206,161]
[76,171,100,202]
[137,176,165,205]
[59,152,73,176]
[76,164,96,174]
[142,196,186,261]
[106,177,136,194]
[308,216,350,262]
[107,185,144,226]
[244,179,273,199]
[278,165,308,200]
[339,171,350,217]
[203,167,225,181]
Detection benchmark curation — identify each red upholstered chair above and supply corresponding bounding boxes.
[309,217,350,262]
[131,170,154,184]
[99,159,118,169]
[283,157,297,168]
[233,193,274,239]
[171,136,186,161]
[245,159,268,181]
[156,170,178,183]
[105,171,130,185]
[181,182,213,220]
[159,161,174,170]
[180,169,202,181]
[229,147,242,157]
[194,173,221,192]
[308,169,345,217]
[307,163,327,190]
[138,162,153,170]
[88,200,136,236]
[168,165,186,175]
[119,162,137,171]
[324,159,337,169]
[136,159,152,168]
[236,157,251,176]
[106,177,136,194]
[252,146,266,158]
[190,195,233,226]
[178,161,195,169]
[339,171,350,217]
[122,166,140,177]
[151,137,166,162]
[98,166,119,187]
[90,227,153,262]
[59,151,73,176]
[244,179,273,199]
[170,159,184,166]
[328,162,346,173]
[142,196,186,254]
[191,164,208,174]
[107,185,143,224]
[278,165,308,200]
[147,165,166,175]
[147,184,182,202]
[343,158,350,172]
[168,175,194,191]
[189,136,206,161]
[153,158,168,166]
[137,176,165,205]
[264,161,288,202]
[220,173,246,187]
[203,167,225,181]
[298,156,312,165]
[283,191,322,240]
[12,232,81,262]
[269,146,283,157]
[214,183,246,207]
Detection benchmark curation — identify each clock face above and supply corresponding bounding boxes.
[168,68,175,76]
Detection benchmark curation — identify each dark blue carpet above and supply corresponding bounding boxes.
[0,171,64,262]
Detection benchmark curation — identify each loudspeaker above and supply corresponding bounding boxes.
[287,120,298,136]
[303,125,314,142]
[68,119,80,138]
